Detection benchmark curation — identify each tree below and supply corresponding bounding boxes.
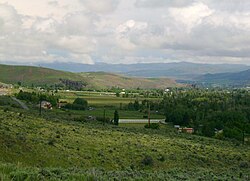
[114,110,119,125]
[64,98,88,110]
[73,98,88,109]
[134,100,140,111]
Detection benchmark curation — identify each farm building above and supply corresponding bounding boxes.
[179,127,194,134]
[181,128,194,134]
[40,101,52,109]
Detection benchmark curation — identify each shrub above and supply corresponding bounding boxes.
[141,155,154,166]
[63,98,88,110]
[48,138,56,146]
[96,117,111,124]
[144,123,160,129]
[239,161,249,169]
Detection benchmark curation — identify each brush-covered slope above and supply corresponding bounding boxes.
[81,72,179,89]
[0,109,249,180]
[0,64,83,86]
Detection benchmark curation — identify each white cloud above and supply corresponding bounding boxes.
[79,0,120,13]
[135,0,194,8]
[168,3,214,32]
[1,0,250,65]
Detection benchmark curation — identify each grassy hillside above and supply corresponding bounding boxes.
[0,64,180,89]
[0,64,82,86]
[80,72,179,89]
[0,108,249,180]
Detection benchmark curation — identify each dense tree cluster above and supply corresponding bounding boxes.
[127,99,161,112]
[16,90,58,106]
[63,98,88,110]
[160,89,250,141]
[59,79,87,91]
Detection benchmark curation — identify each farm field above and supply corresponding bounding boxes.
[0,108,249,180]
[57,90,162,106]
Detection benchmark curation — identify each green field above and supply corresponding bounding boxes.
[58,90,162,107]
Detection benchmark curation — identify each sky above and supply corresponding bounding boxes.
[0,0,250,65]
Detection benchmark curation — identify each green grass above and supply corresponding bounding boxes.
[0,108,249,180]
[0,64,83,86]
[58,90,162,107]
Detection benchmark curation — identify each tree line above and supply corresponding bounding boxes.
[160,89,250,141]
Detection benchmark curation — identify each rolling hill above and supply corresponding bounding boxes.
[0,64,179,89]
[0,64,83,86]
[197,69,250,85]
[80,72,179,89]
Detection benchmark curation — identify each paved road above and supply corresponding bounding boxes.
[119,119,163,123]
[11,97,29,110]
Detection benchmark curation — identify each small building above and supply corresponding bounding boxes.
[40,101,52,109]
[174,125,180,130]
[181,128,194,134]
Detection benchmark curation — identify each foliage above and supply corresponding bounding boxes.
[161,89,250,141]
[144,123,160,129]
[59,79,87,90]
[114,110,119,125]
[63,98,88,110]
[16,90,58,106]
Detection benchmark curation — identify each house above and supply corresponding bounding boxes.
[177,127,194,134]
[40,101,52,109]
[181,128,194,134]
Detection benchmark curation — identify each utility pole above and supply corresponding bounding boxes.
[39,94,42,116]
[148,102,151,127]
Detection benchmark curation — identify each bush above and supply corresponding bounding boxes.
[96,117,111,124]
[63,98,88,110]
[144,123,160,129]
[141,155,154,166]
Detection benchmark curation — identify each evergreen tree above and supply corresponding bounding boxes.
[114,110,119,125]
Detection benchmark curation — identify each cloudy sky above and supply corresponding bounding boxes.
[0,0,250,65]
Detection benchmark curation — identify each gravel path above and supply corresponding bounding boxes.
[11,97,29,110]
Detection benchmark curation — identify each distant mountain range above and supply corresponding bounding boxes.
[38,62,250,80]
[1,62,250,87]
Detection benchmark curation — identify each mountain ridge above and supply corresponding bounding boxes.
[197,69,250,85]
[37,61,250,80]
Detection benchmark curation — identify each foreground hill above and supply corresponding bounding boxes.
[198,69,250,85]
[0,64,179,89]
[0,108,249,180]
